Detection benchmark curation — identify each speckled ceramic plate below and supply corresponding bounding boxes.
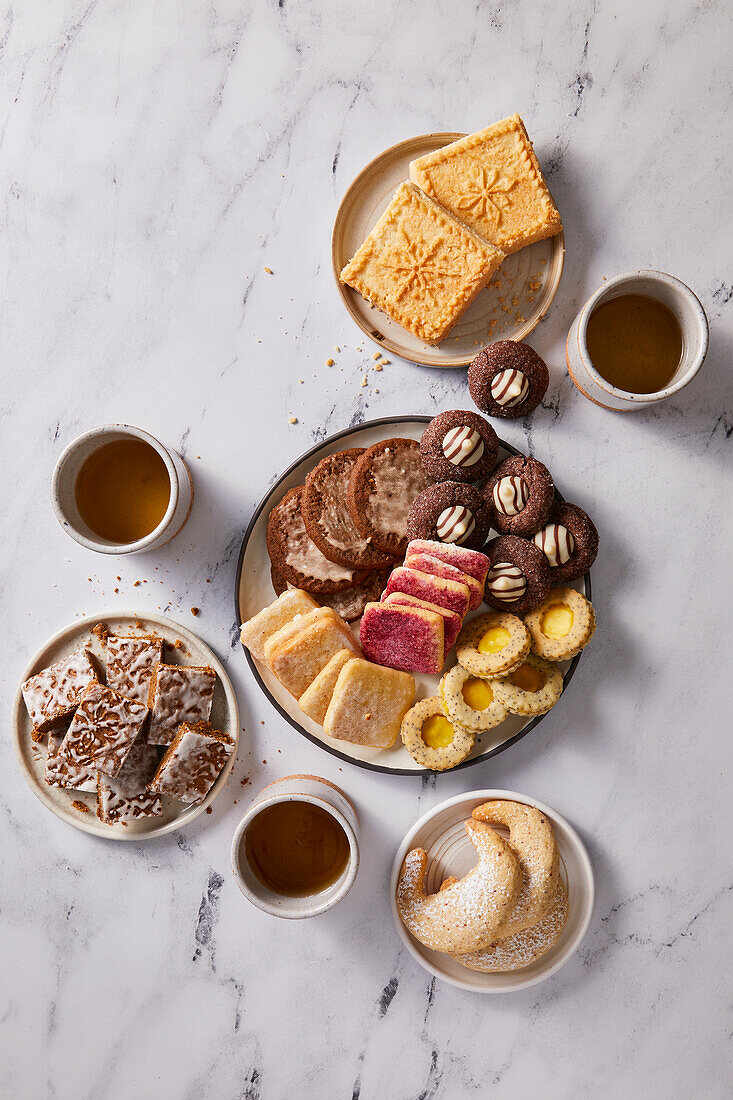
[234,417,590,776]
[332,132,565,367]
[389,790,594,992]
[12,612,239,840]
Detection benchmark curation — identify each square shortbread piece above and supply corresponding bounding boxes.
[409,115,562,254]
[266,608,360,699]
[298,649,358,725]
[340,181,504,344]
[240,589,319,661]
[323,658,415,749]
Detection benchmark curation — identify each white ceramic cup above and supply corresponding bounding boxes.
[565,269,709,411]
[230,774,360,919]
[51,423,193,554]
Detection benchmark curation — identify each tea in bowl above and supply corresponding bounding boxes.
[566,270,708,411]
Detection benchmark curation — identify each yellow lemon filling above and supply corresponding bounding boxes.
[422,714,455,749]
[461,677,494,710]
[509,663,546,693]
[540,604,574,639]
[478,625,511,654]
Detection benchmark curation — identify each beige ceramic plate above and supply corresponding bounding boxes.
[234,417,590,775]
[12,611,239,840]
[390,790,594,992]
[332,132,565,367]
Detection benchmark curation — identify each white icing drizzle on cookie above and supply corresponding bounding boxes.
[441,426,485,467]
[492,476,529,516]
[490,369,530,408]
[436,506,475,544]
[487,562,527,603]
[533,523,575,566]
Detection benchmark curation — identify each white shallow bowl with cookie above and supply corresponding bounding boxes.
[235,416,592,776]
[389,790,594,992]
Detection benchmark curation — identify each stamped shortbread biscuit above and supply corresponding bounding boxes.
[340,181,504,344]
[409,115,562,254]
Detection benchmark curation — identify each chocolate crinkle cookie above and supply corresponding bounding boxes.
[468,340,549,420]
[532,501,599,582]
[405,482,491,551]
[419,410,499,483]
[484,534,550,615]
[483,455,554,537]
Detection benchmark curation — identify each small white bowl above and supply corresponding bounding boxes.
[566,269,709,411]
[230,774,360,919]
[51,423,193,554]
[390,789,594,993]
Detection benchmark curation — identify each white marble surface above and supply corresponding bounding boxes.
[1,1,731,1096]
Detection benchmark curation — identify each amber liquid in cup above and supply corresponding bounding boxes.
[243,800,350,897]
[586,293,683,394]
[75,439,170,543]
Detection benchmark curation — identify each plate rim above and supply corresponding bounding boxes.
[331,131,565,367]
[233,415,591,777]
[388,788,596,992]
[12,610,240,841]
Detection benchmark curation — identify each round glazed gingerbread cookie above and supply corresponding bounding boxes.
[484,455,554,537]
[419,410,498,483]
[266,486,366,594]
[347,438,433,557]
[302,448,394,571]
[532,501,599,582]
[484,534,550,615]
[468,340,549,420]
[405,482,491,550]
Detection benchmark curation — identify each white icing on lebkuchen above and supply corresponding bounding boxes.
[492,476,529,516]
[441,426,485,467]
[436,506,476,544]
[533,523,575,566]
[490,369,530,408]
[487,562,527,603]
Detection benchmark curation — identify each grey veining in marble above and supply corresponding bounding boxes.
[1,1,731,1097]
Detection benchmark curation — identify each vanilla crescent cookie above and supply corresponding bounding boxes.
[396,818,521,954]
[456,611,530,678]
[400,696,476,771]
[454,878,568,973]
[524,587,596,662]
[491,653,563,716]
[439,665,507,733]
[470,801,559,937]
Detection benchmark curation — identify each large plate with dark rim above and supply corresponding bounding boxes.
[234,416,590,776]
[332,132,565,368]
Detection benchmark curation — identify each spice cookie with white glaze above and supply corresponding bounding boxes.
[524,587,596,662]
[266,487,367,594]
[468,340,549,420]
[347,438,433,557]
[532,501,599,582]
[455,878,568,973]
[405,481,491,550]
[484,535,550,615]
[455,610,530,678]
[483,455,554,537]
[492,652,562,716]
[400,696,476,771]
[439,665,507,732]
[419,410,498,483]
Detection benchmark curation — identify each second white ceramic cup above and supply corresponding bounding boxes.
[230,775,360,919]
[51,423,193,555]
[566,269,708,411]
